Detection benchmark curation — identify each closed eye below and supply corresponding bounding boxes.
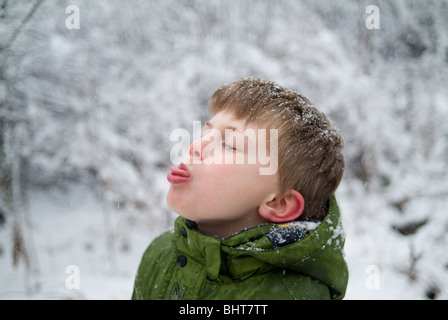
[223,143,237,151]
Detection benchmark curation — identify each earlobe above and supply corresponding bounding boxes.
[258,190,305,223]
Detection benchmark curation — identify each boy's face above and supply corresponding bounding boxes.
[166,110,279,234]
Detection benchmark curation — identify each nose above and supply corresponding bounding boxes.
[188,138,208,162]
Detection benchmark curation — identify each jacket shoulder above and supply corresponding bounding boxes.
[278,271,332,300]
[132,229,175,300]
[144,229,175,257]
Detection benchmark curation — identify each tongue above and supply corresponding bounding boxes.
[171,166,190,177]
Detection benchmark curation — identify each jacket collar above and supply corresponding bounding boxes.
[173,217,276,281]
[172,217,321,281]
[171,196,348,299]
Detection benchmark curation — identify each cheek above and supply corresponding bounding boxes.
[200,163,267,199]
[193,165,235,200]
[202,163,253,184]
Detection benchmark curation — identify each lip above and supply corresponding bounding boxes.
[167,163,191,184]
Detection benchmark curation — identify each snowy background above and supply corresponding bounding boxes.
[1,0,447,299]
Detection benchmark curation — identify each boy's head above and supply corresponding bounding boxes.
[209,77,345,220]
[167,77,344,237]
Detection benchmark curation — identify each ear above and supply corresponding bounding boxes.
[258,190,305,223]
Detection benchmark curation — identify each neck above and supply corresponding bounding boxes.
[197,215,270,239]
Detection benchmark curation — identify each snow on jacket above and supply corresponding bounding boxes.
[131,197,348,300]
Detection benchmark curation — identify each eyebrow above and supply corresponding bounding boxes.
[204,121,243,133]
[204,120,255,147]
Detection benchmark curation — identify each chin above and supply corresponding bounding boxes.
[166,188,180,212]
[166,188,194,219]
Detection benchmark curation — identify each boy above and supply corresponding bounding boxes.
[132,77,348,300]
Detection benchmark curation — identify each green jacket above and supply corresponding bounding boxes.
[132,197,348,300]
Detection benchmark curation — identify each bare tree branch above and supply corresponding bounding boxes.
[1,0,44,52]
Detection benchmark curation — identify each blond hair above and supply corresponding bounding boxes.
[209,77,344,220]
